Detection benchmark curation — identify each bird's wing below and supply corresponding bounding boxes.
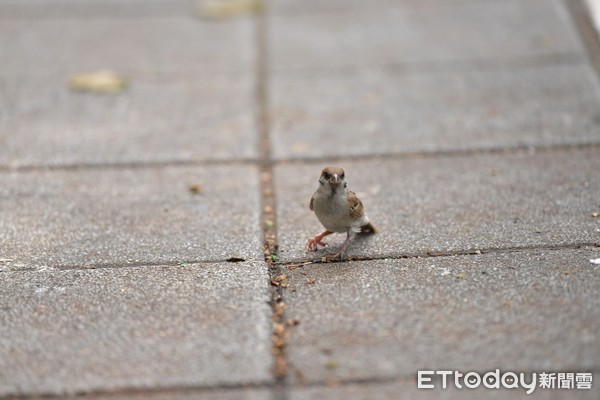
[347,190,364,219]
[309,192,315,211]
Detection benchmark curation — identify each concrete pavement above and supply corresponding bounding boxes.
[0,0,599,399]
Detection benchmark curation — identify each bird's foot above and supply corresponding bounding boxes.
[306,236,328,252]
[321,251,344,262]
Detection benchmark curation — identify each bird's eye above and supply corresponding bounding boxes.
[323,172,330,179]
[340,174,344,179]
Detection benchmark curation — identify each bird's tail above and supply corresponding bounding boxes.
[359,222,378,234]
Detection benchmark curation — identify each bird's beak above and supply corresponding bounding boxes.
[329,174,341,186]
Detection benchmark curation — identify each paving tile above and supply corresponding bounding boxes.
[86,387,273,400]
[0,164,262,267]
[272,0,527,16]
[0,14,254,76]
[0,0,193,19]
[87,387,272,400]
[270,62,600,160]
[289,380,600,400]
[0,72,257,167]
[0,262,273,397]
[282,249,600,386]
[274,147,599,262]
[269,0,584,70]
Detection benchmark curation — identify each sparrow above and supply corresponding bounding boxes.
[306,167,376,260]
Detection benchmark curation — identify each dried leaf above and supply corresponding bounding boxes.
[69,70,128,93]
[274,356,288,378]
[273,323,285,335]
[271,274,289,287]
[197,0,263,19]
[325,358,338,370]
[455,273,465,279]
[188,183,203,194]
[272,302,286,320]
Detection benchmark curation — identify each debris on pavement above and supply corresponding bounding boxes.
[197,0,264,19]
[188,183,204,194]
[271,274,288,288]
[68,70,128,93]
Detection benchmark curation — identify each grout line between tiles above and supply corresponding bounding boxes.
[253,5,290,400]
[274,242,599,268]
[2,142,598,176]
[270,142,600,166]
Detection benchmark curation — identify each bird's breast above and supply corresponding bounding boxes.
[312,193,354,233]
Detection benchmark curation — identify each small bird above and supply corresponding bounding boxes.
[306,166,377,260]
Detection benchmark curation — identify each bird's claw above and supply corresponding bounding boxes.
[306,237,328,252]
[321,252,343,262]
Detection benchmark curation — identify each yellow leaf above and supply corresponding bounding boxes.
[197,0,264,19]
[69,70,128,93]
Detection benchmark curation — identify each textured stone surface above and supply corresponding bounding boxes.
[0,13,254,75]
[275,147,599,262]
[289,380,600,400]
[269,0,584,70]
[0,73,257,167]
[270,62,600,160]
[90,388,272,400]
[0,262,272,397]
[0,165,262,267]
[283,249,600,385]
[0,0,193,19]
[1,0,599,398]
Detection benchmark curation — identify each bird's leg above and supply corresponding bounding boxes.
[328,230,354,260]
[306,230,332,251]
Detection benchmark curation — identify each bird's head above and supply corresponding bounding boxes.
[319,166,347,191]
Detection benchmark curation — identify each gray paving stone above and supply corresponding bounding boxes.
[269,0,584,70]
[88,388,272,400]
[87,387,272,400]
[0,72,257,167]
[290,380,600,400]
[0,164,262,267]
[272,0,525,16]
[282,249,600,386]
[0,0,193,19]
[0,262,273,397]
[274,147,599,262]
[0,14,254,76]
[270,62,600,160]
